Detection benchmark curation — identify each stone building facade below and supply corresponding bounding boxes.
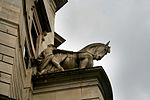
[0,0,67,99]
[0,0,113,100]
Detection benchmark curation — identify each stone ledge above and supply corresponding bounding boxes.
[32,66,113,100]
[0,94,15,100]
[33,78,99,94]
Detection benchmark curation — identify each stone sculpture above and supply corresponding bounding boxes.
[34,41,110,75]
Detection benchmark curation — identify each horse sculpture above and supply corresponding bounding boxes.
[35,41,110,75]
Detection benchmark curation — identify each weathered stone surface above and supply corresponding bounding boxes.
[0,1,20,24]
[0,61,12,74]
[0,0,69,100]
[33,92,56,100]
[56,88,81,100]
[0,44,15,57]
[35,42,110,74]
[0,0,21,11]
[33,66,113,100]
[3,55,14,64]
[44,32,54,47]
[82,85,104,100]
[0,82,10,97]
[0,72,11,84]
[0,54,2,60]
[0,22,18,36]
[0,31,16,48]
[0,19,18,28]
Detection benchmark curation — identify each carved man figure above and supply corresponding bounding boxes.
[37,44,64,74]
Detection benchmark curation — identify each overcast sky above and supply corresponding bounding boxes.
[55,0,150,100]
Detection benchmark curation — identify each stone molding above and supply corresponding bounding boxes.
[0,94,15,100]
[32,66,113,100]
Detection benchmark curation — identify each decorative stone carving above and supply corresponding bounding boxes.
[33,41,110,75]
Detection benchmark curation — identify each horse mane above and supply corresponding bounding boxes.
[53,43,106,54]
[79,43,106,52]
[53,49,77,54]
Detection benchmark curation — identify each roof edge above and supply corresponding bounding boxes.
[54,0,68,12]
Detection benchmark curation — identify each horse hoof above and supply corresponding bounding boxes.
[59,67,64,71]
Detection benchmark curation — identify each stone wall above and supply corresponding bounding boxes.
[0,0,62,99]
[32,67,113,100]
[0,0,31,99]
[0,0,18,98]
[33,79,104,100]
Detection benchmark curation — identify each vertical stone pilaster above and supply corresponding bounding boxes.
[0,1,21,99]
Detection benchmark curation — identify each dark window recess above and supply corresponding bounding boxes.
[35,0,51,32]
[31,23,38,50]
[24,42,29,68]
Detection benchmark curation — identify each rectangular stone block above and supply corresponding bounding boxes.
[56,88,81,100]
[0,54,2,60]
[81,85,103,100]
[0,10,19,25]
[0,0,20,13]
[0,72,11,84]
[0,44,15,57]
[3,55,13,64]
[0,18,18,28]
[0,61,12,74]
[0,31,16,48]
[0,22,18,36]
[0,82,10,96]
[33,92,55,100]
[0,1,20,24]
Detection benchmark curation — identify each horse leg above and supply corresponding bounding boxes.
[80,58,93,68]
[80,58,88,68]
[79,53,93,68]
[51,57,64,71]
[38,55,53,74]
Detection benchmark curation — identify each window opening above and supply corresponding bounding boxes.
[31,22,38,50]
[23,41,29,69]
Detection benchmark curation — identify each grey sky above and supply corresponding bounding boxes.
[55,0,150,100]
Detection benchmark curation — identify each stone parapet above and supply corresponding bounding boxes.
[32,66,113,100]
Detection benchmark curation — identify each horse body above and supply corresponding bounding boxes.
[61,53,79,69]
[37,42,110,74]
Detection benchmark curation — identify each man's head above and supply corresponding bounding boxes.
[47,44,56,50]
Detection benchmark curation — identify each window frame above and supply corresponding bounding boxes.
[28,6,43,58]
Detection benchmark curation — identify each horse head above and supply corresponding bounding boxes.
[94,41,110,60]
[79,41,110,61]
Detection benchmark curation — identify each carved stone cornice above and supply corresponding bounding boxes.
[54,0,68,12]
[54,32,66,47]
[32,66,113,100]
[0,94,15,100]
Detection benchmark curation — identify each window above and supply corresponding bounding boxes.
[31,22,38,51]
[29,14,41,57]
[23,41,29,68]
[26,0,52,58]
[35,0,51,32]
